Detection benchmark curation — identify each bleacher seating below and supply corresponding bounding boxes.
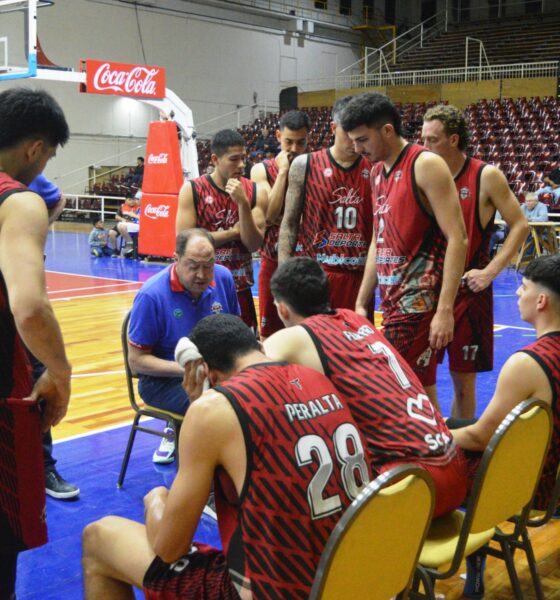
[391,13,560,72]
[196,95,560,204]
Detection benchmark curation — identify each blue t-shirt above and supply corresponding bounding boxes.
[128,263,240,361]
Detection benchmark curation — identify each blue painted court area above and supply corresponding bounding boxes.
[17,230,532,598]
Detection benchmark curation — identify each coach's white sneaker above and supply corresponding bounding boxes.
[152,427,175,464]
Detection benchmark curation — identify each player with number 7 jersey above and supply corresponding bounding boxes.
[265,258,469,518]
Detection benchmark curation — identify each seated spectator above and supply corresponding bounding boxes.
[536,167,560,208]
[521,191,549,222]
[127,228,239,463]
[449,254,560,597]
[264,257,468,518]
[108,195,140,258]
[253,126,278,156]
[488,209,507,257]
[82,314,370,599]
[126,156,144,186]
[88,218,112,257]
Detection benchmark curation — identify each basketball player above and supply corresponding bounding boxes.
[278,96,373,311]
[250,110,311,338]
[176,129,267,330]
[82,314,370,599]
[422,105,528,418]
[340,92,468,407]
[0,88,72,599]
[264,257,467,518]
[451,254,560,598]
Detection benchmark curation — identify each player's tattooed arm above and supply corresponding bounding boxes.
[278,155,306,263]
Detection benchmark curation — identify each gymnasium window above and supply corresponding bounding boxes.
[314,1,327,9]
[363,0,374,20]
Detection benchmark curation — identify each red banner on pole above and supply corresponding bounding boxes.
[138,121,185,257]
[80,60,166,99]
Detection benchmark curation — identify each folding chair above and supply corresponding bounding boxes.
[410,398,552,600]
[309,465,435,600]
[117,310,184,488]
[492,465,560,600]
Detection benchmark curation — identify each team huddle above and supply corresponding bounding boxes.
[1,88,559,600]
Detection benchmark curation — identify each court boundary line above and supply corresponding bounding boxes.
[50,289,141,301]
[46,269,140,284]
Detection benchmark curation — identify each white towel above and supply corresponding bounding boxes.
[174,337,209,392]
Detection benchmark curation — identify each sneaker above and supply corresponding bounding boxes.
[463,551,486,599]
[152,427,175,464]
[45,469,80,500]
[111,249,119,258]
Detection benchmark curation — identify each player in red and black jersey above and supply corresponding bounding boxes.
[265,258,468,519]
[341,92,468,408]
[278,96,373,312]
[83,314,370,599]
[422,105,528,418]
[176,129,267,331]
[450,255,560,598]
[251,111,311,339]
[452,254,560,511]
[0,88,72,598]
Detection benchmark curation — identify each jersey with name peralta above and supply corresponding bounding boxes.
[372,143,446,322]
[191,174,256,291]
[260,158,280,260]
[297,148,373,270]
[214,361,371,599]
[302,309,455,472]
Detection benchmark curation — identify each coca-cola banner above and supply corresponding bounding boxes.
[80,59,166,99]
[138,121,185,257]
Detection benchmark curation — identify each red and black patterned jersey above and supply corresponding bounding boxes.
[214,361,370,599]
[372,143,447,322]
[191,175,256,291]
[0,173,32,399]
[519,332,560,510]
[260,158,280,260]
[297,148,373,271]
[455,157,494,274]
[302,309,455,472]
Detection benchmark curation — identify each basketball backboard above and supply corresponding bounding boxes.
[0,1,53,80]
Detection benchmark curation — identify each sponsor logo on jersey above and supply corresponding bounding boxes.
[144,203,170,219]
[460,186,470,200]
[205,195,214,205]
[211,302,223,314]
[289,378,303,391]
[328,186,363,205]
[323,167,333,178]
[312,230,329,249]
[173,308,183,319]
[394,170,402,181]
[416,347,433,368]
[362,168,370,179]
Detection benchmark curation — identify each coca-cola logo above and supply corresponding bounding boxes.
[144,204,170,220]
[83,60,166,99]
[147,152,169,165]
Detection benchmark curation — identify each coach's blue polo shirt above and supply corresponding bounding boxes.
[128,263,240,361]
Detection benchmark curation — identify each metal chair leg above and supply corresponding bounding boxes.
[117,413,141,488]
[519,529,545,600]
[499,536,524,600]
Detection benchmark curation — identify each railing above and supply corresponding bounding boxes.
[335,60,559,89]
[196,101,280,138]
[61,194,125,222]
[340,12,446,87]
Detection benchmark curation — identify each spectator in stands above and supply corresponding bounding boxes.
[127,228,239,464]
[488,210,507,257]
[254,126,278,156]
[522,191,549,222]
[536,167,560,208]
[108,195,140,258]
[127,156,144,186]
[89,218,112,257]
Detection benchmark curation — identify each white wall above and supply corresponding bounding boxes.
[0,0,359,191]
